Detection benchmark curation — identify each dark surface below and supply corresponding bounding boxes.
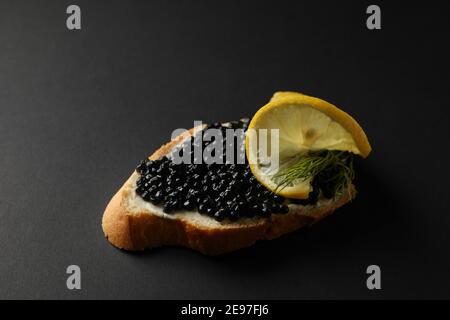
[0,0,449,299]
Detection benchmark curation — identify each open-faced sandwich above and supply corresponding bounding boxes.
[102,91,371,255]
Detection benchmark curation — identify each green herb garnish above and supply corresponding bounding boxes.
[274,150,355,198]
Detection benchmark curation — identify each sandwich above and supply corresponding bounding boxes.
[102,91,371,255]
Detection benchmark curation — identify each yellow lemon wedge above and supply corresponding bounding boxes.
[246,91,371,199]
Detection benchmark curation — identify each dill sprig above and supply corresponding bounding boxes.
[274,150,355,198]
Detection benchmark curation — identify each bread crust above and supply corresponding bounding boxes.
[102,127,356,255]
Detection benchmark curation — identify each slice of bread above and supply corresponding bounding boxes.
[102,127,356,255]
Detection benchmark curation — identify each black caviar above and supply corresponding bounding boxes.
[135,119,319,222]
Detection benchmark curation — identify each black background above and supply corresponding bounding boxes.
[1,0,449,299]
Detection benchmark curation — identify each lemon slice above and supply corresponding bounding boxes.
[246,91,371,199]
